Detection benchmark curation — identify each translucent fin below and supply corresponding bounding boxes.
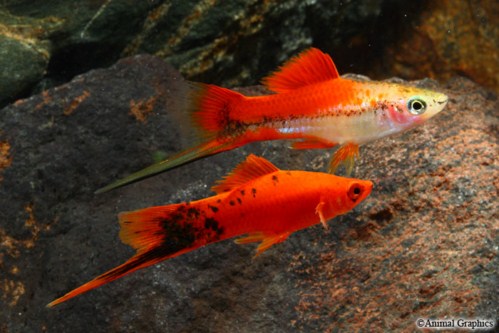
[315,201,328,229]
[262,48,340,93]
[211,154,279,194]
[118,205,180,250]
[254,232,292,257]
[189,82,245,135]
[328,142,360,175]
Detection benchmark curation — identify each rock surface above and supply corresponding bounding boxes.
[0,0,158,106]
[2,1,497,108]
[0,55,497,332]
[0,9,55,106]
[382,0,499,93]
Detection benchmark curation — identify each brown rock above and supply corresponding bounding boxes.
[383,1,499,92]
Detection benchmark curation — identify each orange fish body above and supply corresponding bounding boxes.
[97,48,447,193]
[48,155,372,307]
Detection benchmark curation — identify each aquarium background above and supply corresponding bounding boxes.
[0,1,497,332]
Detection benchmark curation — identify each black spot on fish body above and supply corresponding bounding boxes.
[240,190,245,196]
[204,217,224,237]
[237,197,242,205]
[252,188,257,198]
[103,212,199,280]
[208,205,219,213]
[187,207,201,219]
[272,175,279,185]
[204,218,213,229]
[217,199,222,203]
[159,216,197,249]
[229,200,235,206]
[222,119,249,138]
[104,204,230,282]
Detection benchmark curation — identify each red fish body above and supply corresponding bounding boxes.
[97,48,447,193]
[48,155,372,307]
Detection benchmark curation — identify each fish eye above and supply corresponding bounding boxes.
[407,97,427,115]
[347,183,363,202]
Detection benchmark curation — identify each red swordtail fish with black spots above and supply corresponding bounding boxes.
[97,47,447,193]
[48,155,372,307]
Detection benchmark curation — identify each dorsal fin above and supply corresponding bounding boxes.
[211,154,279,194]
[262,48,340,93]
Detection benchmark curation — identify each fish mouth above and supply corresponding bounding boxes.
[359,181,373,202]
[436,97,448,105]
[365,181,373,196]
[432,95,448,106]
[423,95,448,120]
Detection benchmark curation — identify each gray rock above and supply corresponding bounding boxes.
[0,1,159,106]
[0,1,424,106]
[0,55,497,332]
[0,35,48,106]
[0,8,55,106]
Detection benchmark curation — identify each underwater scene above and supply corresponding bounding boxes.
[0,1,497,332]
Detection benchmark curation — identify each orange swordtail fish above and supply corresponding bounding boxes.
[97,48,447,193]
[48,155,372,307]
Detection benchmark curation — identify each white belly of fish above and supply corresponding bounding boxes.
[275,110,398,145]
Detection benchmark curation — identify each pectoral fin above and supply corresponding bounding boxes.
[329,142,359,175]
[315,201,328,229]
[235,231,292,257]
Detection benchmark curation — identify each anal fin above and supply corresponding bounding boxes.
[235,231,292,257]
[291,139,336,150]
[328,142,359,175]
[234,232,266,245]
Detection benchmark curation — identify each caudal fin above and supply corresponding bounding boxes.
[96,83,244,194]
[189,83,244,134]
[48,204,197,307]
[95,140,230,193]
